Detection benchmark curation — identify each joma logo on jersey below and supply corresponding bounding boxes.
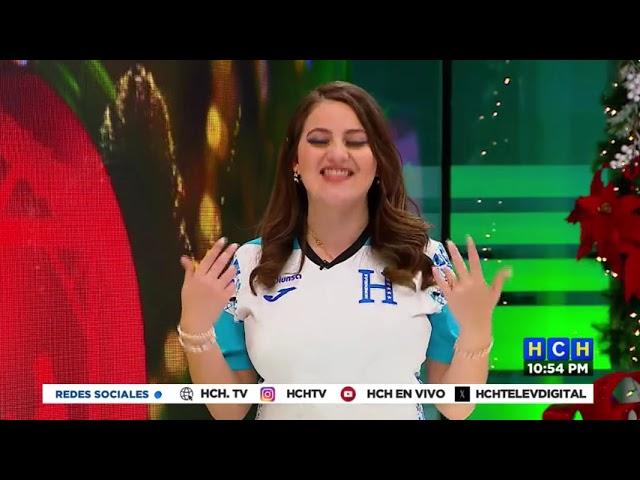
[263,287,296,302]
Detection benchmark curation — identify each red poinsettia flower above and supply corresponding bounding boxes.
[623,248,640,301]
[622,156,640,182]
[567,168,640,276]
[544,371,640,420]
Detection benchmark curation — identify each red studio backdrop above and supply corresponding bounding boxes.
[0,68,148,419]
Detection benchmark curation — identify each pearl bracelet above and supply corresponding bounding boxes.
[177,323,215,342]
[178,334,217,353]
[177,324,217,354]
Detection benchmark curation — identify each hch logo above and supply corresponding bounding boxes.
[524,337,593,361]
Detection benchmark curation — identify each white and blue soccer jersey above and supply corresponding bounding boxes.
[213,231,459,420]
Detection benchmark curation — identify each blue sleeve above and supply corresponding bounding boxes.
[426,305,460,364]
[212,251,253,371]
[214,310,253,371]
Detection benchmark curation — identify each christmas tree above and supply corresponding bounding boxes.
[567,60,640,371]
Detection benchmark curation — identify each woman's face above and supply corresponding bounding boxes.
[295,100,377,209]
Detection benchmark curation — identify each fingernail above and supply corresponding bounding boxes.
[218,236,227,245]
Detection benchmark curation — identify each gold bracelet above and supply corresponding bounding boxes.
[454,338,493,360]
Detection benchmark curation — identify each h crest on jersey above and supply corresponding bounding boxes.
[358,269,397,305]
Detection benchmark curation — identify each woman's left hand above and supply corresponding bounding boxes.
[432,236,511,336]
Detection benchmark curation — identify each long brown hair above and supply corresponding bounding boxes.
[249,81,435,294]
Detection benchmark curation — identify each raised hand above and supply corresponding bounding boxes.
[179,237,239,333]
[431,236,511,336]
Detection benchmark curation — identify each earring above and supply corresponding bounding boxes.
[293,172,301,183]
[375,176,380,185]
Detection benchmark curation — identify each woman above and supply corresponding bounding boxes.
[178,81,511,420]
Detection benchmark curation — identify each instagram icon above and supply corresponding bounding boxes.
[260,386,276,402]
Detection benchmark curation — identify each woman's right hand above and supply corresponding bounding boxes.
[179,237,240,334]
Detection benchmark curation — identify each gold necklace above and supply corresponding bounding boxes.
[307,221,369,262]
[308,226,334,262]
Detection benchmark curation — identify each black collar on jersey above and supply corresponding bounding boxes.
[302,226,371,270]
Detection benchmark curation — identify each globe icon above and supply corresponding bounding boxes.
[180,387,194,401]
